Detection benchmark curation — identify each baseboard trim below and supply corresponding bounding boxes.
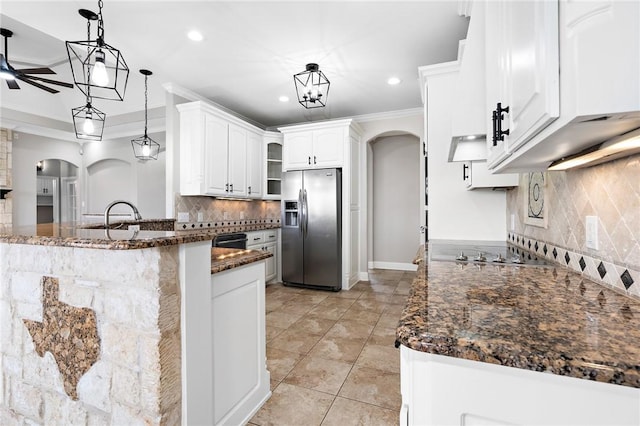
[369,261,418,272]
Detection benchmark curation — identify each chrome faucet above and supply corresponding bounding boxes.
[104,200,142,228]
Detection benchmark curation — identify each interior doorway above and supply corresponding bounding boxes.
[36,159,79,225]
[369,134,421,270]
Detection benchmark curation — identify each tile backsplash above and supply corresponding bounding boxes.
[174,194,280,228]
[0,128,12,227]
[507,154,639,299]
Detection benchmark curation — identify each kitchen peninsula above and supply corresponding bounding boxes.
[0,221,273,425]
[397,246,640,425]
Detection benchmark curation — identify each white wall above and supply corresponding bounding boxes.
[83,132,166,219]
[11,130,166,226]
[11,133,83,227]
[426,69,507,242]
[371,134,421,268]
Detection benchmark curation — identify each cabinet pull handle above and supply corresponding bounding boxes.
[496,102,510,142]
[491,110,498,147]
[225,183,229,192]
[248,186,251,194]
[308,156,311,165]
[230,183,233,192]
[463,163,469,181]
[313,155,317,164]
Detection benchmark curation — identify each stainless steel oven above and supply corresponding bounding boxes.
[213,233,247,249]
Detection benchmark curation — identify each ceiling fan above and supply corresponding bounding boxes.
[0,27,74,94]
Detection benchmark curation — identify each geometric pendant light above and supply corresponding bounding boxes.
[293,63,330,109]
[71,99,106,141]
[131,69,160,160]
[65,1,129,101]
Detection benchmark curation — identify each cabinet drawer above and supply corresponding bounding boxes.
[264,231,277,242]
[246,231,265,247]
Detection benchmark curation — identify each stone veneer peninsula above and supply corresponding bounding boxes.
[0,221,274,425]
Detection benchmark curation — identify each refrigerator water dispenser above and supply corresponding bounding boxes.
[284,201,298,227]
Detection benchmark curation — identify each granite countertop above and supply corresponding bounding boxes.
[0,222,280,250]
[211,247,273,274]
[396,245,640,388]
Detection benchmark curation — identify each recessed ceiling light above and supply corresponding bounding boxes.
[279,95,289,102]
[187,30,203,42]
[387,77,401,85]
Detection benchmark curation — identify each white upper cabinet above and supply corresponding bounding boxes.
[227,124,248,196]
[485,0,560,169]
[177,101,263,198]
[487,0,640,172]
[280,121,347,171]
[263,132,283,199]
[246,131,263,198]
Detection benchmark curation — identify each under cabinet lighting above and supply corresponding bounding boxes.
[548,128,640,171]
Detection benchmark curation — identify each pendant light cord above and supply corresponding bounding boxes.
[97,0,105,44]
[144,74,148,137]
[85,17,92,105]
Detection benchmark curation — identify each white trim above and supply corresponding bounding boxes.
[351,107,423,123]
[369,261,418,272]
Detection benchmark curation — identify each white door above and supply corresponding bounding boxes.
[283,133,313,170]
[205,115,230,195]
[246,131,263,197]
[503,0,560,152]
[228,124,248,196]
[313,127,344,168]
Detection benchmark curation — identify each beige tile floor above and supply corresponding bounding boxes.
[249,269,414,426]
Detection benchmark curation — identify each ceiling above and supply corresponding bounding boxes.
[0,1,469,136]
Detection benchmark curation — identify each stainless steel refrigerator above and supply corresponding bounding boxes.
[281,168,342,291]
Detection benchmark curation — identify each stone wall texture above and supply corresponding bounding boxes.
[507,154,640,299]
[0,244,181,425]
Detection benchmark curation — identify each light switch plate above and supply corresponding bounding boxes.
[177,212,189,223]
[197,212,204,222]
[586,216,598,250]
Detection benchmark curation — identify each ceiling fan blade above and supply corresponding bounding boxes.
[0,54,8,69]
[27,75,74,88]
[16,67,55,75]
[16,75,59,94]
[6,79,20,89]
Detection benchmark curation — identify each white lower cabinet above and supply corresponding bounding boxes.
[211,262,270,425]
[246,229,279,283]
[400,346,640,426]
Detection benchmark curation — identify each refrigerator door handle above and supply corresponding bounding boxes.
[303,189,309,238]
[298,189,304,235]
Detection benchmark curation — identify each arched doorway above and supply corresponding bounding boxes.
[368,133,421,270]
[36,159,79,225]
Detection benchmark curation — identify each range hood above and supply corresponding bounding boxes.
[448,1,487,163]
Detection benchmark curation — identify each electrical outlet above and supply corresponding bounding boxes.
[240,212,245,220]
[586,216,599,250]
[127,224,140,231]
[223,211,229,220]
[510,214,515,231]
[177,212,190,223]
[197,212,204,222]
